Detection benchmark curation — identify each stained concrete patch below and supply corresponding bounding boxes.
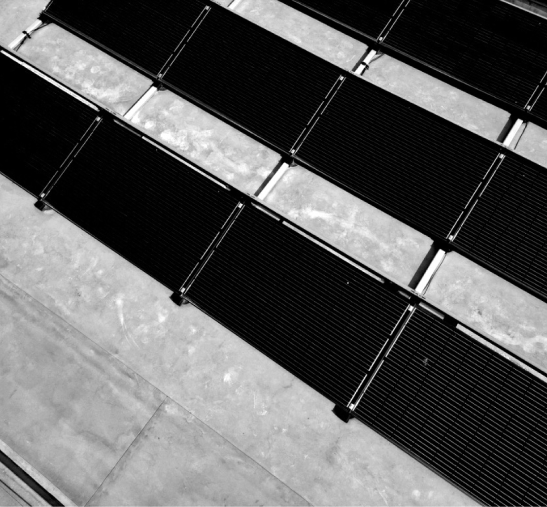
[427,253,547,373]
[0,176,474,505]
[233,0,367,69]
[18,24,152,115]
[0,0,48,46]
[264,166,432,285]
[131,90,280,194]
[87,399,307,506]
[364,55,509,141]
[0,274,165,505]
[514,122,547,168]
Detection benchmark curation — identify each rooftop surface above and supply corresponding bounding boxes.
[2,0,547,504]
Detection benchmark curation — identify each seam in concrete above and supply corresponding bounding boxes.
[0,273,312,506]
[0,439,75,507]
[84,398,167,506]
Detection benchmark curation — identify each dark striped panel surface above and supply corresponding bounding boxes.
[277,0,403,41]
[0,53,97,196]
[384,0,547,107]
[185,204,409,406]
[163,7,342,152]
[296,75,499,238]
[44,0,206,75]
[45,119,240,291]
[356,307,547,506]
[454,153,547,299]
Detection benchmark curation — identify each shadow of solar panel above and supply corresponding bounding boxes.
[163,7,342,152]
[0,53,97,197]
[296,75,499,239]
[44,0,206,75]
[277,0,403,41]
[383,0,547,107]
[355,307,547,506]
[45,119,240,291]
[184,204,409,406]
[454,153,547,299]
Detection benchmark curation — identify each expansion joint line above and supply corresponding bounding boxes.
[157,5,212,79]
[37,117,103,204]
[289,74,346,155]
[170,201,247,305]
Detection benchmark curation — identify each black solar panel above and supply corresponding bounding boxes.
[185,205,409,406]
[44,0,206,75]
[277,0,403,41]
[355,307,547,506]
[45,119,240,291]
[163,7,342,152]
[383,0,547,107]
[454,153,547,300]
[0,53,98,196]
[296,75,500,239]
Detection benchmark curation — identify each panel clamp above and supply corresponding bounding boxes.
[332,404,355,423]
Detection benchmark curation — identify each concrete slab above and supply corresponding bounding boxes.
[363,55,509,141]
[233,0,367,70]
[264,166,433,286]
[0,0,47,46]
[212,0,233,6]
[427,253,547,373]
[0,271,164,505]
[17,24,152,115]
[514,122,547,168]
[87,399,308,506]
[130,90,281,194]
[0,483,23,507]
[0,176,474,505]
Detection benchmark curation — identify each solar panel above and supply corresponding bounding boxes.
[454,153,547,300]
[355,307,547,506]
[44,0,207,75]
[383,0,547,107]
[44,119,240,291]
[0,53,98,197]
[295,75,500,239]
[162,6,342,152]
[184,204,409,406]
[276,0,403,41]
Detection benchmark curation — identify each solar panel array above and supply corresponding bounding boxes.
[455,152,547,299]
[44,0,207,75]
[356,307,547,506]
[184,204,410,406]
[295,75,500,238]
[0,53,98,196]
[382,0,547,107]
[44,119,240,291]
[6,0,547,503]
[162,7,342,152]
